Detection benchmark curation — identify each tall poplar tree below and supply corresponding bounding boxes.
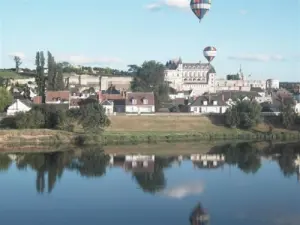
[47,51,56,91]
[55,64,65,90]
[35,51,46,103]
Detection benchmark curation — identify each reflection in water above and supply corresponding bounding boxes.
[189,202,210,225]
[1,142,300,195]
[162,181,205,199]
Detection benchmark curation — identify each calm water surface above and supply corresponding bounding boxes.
[0,142,300,225]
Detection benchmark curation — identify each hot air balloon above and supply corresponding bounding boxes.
[190,0,212,23]
[203,46,216,63]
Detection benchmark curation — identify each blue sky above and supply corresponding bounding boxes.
[0,0,299,81]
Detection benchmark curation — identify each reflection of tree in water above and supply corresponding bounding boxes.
[217,142,261,174]
[133,157,176,194]
[68,150,109,177]
[16,152,71,193]
[273,144,299,177]
[14,148,109,193]
[0,154,12,172]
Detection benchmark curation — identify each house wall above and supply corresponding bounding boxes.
[125,105,155,113]
[6,100,31,116]
[103,105,114,115]
[190,106,228,114]
[295,103,300,114]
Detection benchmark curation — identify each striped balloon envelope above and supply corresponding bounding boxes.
[190,0,211,23]
[203,46,217,63]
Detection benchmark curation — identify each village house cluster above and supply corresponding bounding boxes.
[5,60,300,116]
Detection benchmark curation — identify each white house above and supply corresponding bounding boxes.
[6,99,32,116]
[101,100,114,115]
[190,94,228,114]
[295,102,300,114]
[125,92,155,114]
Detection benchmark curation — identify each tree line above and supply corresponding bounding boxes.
[224,96,300,130]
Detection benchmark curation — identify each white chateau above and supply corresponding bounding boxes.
[165,60,275,95]
[165,62,216,94]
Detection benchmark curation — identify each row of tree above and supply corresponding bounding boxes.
[226,74,240,80]
[34,51,65,103]
[1,100,110,133]
[224,97,299,130]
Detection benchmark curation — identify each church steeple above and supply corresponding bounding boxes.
[238,64,244,80]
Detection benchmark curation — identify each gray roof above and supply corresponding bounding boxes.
[217,91,260,100]
[182,63,210,70]
[101,100,113,105]
[14,99,33,107]
[191,91,260,107]
[190,94,227,106]
[250,87,264,92]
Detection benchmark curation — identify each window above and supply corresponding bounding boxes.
[132,99,137,104]
[143,99,148,104]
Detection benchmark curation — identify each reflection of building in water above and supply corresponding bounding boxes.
[191,154,225,169]
[109,154,155,173]
[295,155,300,182]
[189,202,210,225]
[7,154,25,164]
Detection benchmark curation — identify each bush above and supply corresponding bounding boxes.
[225,100,262,129]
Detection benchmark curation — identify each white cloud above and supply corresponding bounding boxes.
[228,54,285,62]
[164,0,189,8]
[145,0,189,11]
[8,52,25,59]
[239,9,247,15]
[160,181,204,199]
[58,55,123,65]
[145,3,162,10]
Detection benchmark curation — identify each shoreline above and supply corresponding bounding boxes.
[0,128,299,148]
[1,140,300,155]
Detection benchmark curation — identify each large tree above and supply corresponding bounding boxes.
[0,87,13,112]
[225,99,262,129]
[281,103,297,129]
[35,51,46,102]
[129,61,169,110]
[13,56,22,73]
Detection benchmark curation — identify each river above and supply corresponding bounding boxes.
[0,142,299,225]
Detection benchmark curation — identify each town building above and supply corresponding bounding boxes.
[125,92,155,114]
[164,61,216,95]
[64,73,133,91]
[191,154,225,169]
[165,60,268,95]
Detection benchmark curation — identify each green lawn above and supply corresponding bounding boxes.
[0,71,27,79]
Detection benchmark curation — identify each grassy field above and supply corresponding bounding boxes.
[0,71,26,79]
[0,129,74,144]
[105,115,298,134]
[0,116,299,148]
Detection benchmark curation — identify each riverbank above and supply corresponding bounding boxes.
[0,116,299,146]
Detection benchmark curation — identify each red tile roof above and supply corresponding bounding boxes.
[46,91,70,102]
[33,96,42,104]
